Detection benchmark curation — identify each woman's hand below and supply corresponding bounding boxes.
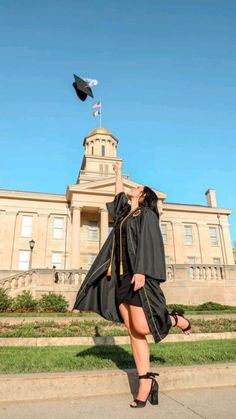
[131,273,145,291]
[112,161,122,174]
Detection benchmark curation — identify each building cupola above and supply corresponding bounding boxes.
[83,127,118,158]
[77,127,123,183]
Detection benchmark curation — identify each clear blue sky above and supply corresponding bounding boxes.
[0,0,236,244]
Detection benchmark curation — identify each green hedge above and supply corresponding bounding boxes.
[167,301,235,311]
[0,288,13,312]
[0,288,235,314]
[38,292,69,312]
[0,288,68,313]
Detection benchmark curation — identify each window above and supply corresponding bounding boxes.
[209,227,218,246]
[187,257,196,265]
[88,221,98,241]
[53,217,63,239]
[88,254,97,269]
[21,215,32,237]
[184,225,193,245]
[18,250,30,270]
[52,252,62,269]
[99,164,103,174]
[213,257,221,265]
[161,224,167,244]
[91,146,94,155]
[101,145,105,156]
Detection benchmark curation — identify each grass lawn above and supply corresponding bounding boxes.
[0,309,236,318]
[0,339,235,374]
[0,319,235,337]
[0,312,96,318]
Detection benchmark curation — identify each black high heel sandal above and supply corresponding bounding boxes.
[169,308,191,333]
[130,371,159,408]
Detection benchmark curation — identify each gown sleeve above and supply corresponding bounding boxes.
[106,192,129,222]
[134,208,166,281]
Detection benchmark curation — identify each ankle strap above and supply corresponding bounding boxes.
[138,371,159,379]
[169,312,178,327]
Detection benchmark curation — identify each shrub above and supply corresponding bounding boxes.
[167,303,189,312]
[0,288,14,312]
[196,301,234,311]
[10,290,38,312]
[167,301,236,312]
[38,292,69,312]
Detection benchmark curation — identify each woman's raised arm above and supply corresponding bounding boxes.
[113,162,124,195]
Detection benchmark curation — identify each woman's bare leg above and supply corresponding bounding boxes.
[118,303,152,406]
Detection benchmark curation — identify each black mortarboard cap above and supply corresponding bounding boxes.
[72,74,94,101]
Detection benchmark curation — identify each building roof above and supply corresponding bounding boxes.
[84,127,119,145]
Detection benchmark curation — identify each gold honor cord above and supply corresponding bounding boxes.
[107,207,140,277]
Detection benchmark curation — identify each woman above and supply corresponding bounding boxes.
[73,161,191,408]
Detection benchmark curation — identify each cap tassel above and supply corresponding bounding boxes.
[120,262,123,276]
[107,264,112,277]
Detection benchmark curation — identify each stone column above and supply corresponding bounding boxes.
[70,206,81,269]
[172,222,185,264]
[5,211,18,271]
[99,208,109,248]
[219,222,234,265]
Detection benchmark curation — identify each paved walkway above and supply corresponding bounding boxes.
[0,386,235,419]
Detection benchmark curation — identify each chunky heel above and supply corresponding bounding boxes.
[130,371,159,408]
[149,380,159,405]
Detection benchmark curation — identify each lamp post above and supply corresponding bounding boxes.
[29,239,35,270]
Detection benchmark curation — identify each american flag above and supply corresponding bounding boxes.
[92,101,101,109]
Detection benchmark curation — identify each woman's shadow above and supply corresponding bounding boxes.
[75,325,166,397]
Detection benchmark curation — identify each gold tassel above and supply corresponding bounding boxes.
[120,262,123,276]
[107,264,112,276]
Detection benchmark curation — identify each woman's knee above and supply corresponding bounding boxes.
[129,306,151,335]
[131,324,150,336]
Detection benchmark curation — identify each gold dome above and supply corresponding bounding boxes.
[84,127,118,145]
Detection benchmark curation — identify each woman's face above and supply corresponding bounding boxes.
[127,186,145,202]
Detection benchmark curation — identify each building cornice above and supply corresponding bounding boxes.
[0,189,67,203]
[163,202,231,215]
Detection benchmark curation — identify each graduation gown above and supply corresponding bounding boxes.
[73,192,172,343]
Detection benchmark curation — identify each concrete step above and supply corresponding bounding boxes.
[0,332,235,347]
[0,313,236,324]
[0,363,235,403]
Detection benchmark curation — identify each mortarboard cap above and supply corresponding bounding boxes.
[72,74,94,101]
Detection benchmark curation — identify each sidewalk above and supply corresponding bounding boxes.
[1,386,236,419]
[0,363,235,403]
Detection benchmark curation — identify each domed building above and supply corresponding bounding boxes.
[0,127,235,308]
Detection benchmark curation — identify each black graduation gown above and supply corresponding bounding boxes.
[73,192,172,343]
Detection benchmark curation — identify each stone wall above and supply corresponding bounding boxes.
[1,265,236,310]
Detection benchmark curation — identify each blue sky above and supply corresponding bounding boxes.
[0,0,236,244]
